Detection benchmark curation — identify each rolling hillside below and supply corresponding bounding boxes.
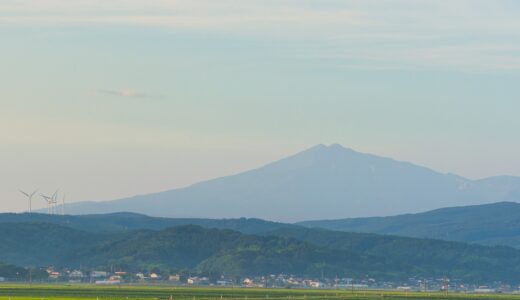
[8,204,520,249]
[0,212,295,234]
[59,144,520,222]
[266,227,520,282]
[299,202,520,248]
[1,219,520,283]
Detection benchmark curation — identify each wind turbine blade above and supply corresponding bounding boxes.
[41,194,51,200]
[19,190,30,197]
[30,189,38,198]
[52,189,59,200]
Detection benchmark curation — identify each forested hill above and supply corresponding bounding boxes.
[298,201,520,248]
[7,203,520,250]
[0,212,295,234]
[1,222,520,283]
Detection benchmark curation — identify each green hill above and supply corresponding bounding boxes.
[78,225,376,278]
[0,222,105,266]
[0,212,295,234]
[0,223,373,278]
[298,202,520,248]
[2,221,520,283]
[7,203,520,250]
[266,227,520,283]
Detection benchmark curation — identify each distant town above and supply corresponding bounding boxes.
[0,267,517,295]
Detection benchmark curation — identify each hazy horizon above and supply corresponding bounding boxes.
[2,0,520,212]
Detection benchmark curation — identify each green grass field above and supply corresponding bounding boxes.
[0,284,519,300]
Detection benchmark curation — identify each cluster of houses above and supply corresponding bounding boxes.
[11,268,516,294]
[45,267,164,284]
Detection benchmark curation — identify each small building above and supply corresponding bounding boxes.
[475,286,496,294]
[69,270,84,279]
[351,284,369,289]
[90,271,108,278]
[243,278,254,286]
[216,280,232,286]
[169,274,181,282]
[187,277,209,285]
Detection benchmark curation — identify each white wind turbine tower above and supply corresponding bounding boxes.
[61,193,66,215]
[19,189,38,213]
[40,189,64,215]
[50,189,59,215]
[40,194,52,214]
[51,191,56,214]
[40,189,58,214]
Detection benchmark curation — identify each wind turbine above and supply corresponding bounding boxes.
[40,190,57,214]
[40,194,52,214]
[51,189,59,215]
[39,189,63,215]
[19,189,38,213]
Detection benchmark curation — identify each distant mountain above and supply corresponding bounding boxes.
[18,199,520,251]
[60,144,520,222]
[2,221,520,283]
[298,202,520,248]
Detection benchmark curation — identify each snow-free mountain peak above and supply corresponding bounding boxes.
[62,144,520,222]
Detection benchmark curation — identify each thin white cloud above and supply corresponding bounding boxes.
[97,89,147,98]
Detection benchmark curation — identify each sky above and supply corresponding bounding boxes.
[1,0,520,212]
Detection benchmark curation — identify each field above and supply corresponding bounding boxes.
[0,285,520,300]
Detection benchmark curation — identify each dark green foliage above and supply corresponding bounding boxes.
[0,212,296,234]
[2,220,520,283]
[0,262,47,280]
[266,227,520,283]
[196,234,379,277]
[0,222,105,266]
[0,262,27,279]
[75,225,376,278]
[297,202,520,248]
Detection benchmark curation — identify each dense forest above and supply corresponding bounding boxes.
[2,214,520,283]
[299,201,520,248]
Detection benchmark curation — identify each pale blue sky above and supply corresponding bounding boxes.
[1,0,519,211]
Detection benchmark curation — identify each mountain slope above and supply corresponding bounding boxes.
[0,212,296,234]
[298,202,520,248]
[0,222,105,266]
[61,144,520,222]
[265,227,520,282]
[2,221,520,283]
[79,225,374,278]
[0,222,380,278]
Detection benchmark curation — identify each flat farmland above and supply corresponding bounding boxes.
[0,285,519,300]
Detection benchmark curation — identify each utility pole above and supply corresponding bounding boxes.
[443,277,449,296]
